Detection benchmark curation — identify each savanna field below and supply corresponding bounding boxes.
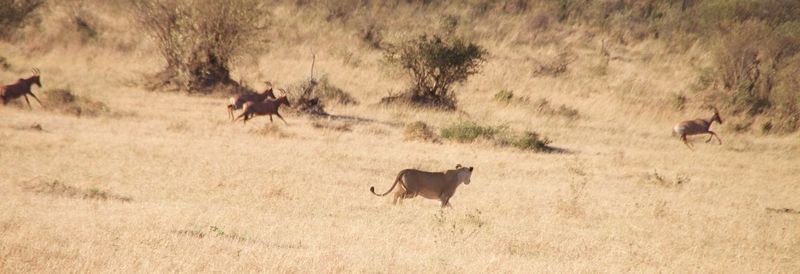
[1,1,799,272]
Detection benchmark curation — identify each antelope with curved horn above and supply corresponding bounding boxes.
[673,106,723,150]
[1,68,44,109]
[234,89,291,125]
[227,81,276,121]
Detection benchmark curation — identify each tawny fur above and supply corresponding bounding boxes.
[1,69,43,109]
[233,96,291,125]
[226,82,277,121]
[370,164,474,208]
[673,107,723,150]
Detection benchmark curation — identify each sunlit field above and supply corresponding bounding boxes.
[1,1,798,272]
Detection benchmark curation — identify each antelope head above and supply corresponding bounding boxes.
[31,68,42,87]
[710,106,722,124]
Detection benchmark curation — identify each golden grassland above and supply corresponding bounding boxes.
[1,2,799,272]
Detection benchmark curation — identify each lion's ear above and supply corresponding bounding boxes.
[456,164,462,169]
[469,167,474,171]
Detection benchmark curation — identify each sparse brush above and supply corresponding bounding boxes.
[403,121,438,142]
[43,88,111,117]
[0,0,43,39]
[285,76,358,116]
[532,51,574,77]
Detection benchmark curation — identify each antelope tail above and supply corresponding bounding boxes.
[370,171,405,196]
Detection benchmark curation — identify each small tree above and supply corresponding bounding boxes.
[132,0,268,93]
[383,34,487,109]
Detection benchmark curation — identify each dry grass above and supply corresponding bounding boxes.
[0,1,799,273]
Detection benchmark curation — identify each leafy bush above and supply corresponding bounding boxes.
[132,0,268,93]
[0,0,43,39]
[383,34,487,110]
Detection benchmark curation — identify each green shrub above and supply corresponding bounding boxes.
[383,34,487,110]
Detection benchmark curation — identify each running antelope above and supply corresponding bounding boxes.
[1,68,43,109]
[673,107,723,150]
[227,81,276,121]
[234,95,291,125]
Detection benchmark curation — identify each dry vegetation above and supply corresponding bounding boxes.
[1,0,799,272]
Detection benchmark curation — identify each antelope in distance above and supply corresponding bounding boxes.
[234,92,291,125]
[1,68,44,109]
[227,81,276,121]
[673,106,723,150]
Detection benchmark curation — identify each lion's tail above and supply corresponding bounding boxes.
[370,171,405,196]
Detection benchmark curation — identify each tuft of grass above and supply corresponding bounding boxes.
[493,90,515,103]
[403,121,438,142]
[43,88,111,117]
[500,131,553,153]
[533,98,580,120]
[0,55,10,70]
[671,93,688,111]
[641,170,690,188]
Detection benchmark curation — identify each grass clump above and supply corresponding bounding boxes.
[403,121,438,142]
[440,121,501,143]
[493,90,514,103]
[502,131,553,153]
[43,88,111,117]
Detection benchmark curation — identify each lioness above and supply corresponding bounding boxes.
[370,164,474,207]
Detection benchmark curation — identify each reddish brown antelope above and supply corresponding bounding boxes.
[234,95,291,125]
[673,107,723,150]
[1,68,43,109]
[227,81,277,121]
